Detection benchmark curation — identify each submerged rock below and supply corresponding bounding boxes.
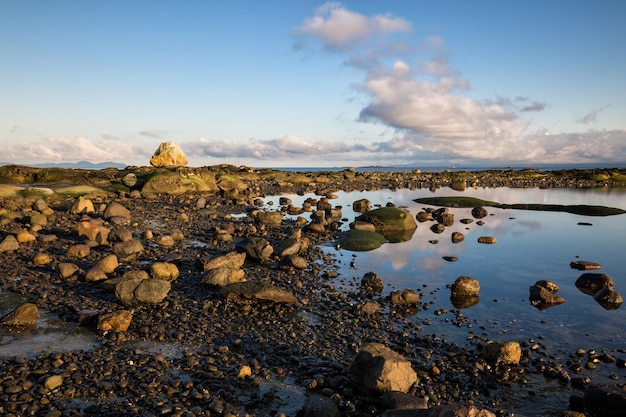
[336,229,387,251]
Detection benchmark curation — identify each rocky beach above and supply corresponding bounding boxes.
[1,160,626,417]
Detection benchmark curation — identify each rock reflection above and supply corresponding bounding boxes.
[450,295,480,309]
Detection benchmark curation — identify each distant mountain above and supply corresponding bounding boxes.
[0,161,128,170]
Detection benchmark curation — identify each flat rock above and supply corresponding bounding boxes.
[220,281,298,305]
[0,303,39,329]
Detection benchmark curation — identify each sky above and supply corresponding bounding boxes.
[2,1,625,168]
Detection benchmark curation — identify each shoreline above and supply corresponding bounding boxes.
[1,165,625,416]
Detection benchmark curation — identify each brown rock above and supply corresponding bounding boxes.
[450,276,480,296]
[0,303,39,328]
[97,310,133,332]
[349,342,417,393]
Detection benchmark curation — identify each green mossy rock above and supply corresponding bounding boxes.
[337,229,387,251]
[355,207,417,231]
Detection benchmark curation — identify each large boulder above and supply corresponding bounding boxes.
[115,278,171,306]
[348,342,417,393]
[150,141,188,168]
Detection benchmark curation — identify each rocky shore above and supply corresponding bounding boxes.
[1,164,626,417]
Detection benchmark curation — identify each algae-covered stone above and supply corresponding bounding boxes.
[337,229,387,251]
[355,207,417,232]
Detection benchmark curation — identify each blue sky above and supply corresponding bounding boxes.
[2,1,625,168]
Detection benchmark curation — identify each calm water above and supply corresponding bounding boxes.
[268,186,626,367]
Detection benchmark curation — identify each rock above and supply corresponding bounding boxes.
[67,243,91,258]
[529,280,566,310]
[0,303,39,328]
[16,230,37,243]
[217,175,247,197]
[256,211,283,226]
[97,310,133,332]
[150,141,188,168]
[0,234,19,252]
[220,281,298,305]
[142,169,188,195]
[336,230,387,251]
[594,287,623,310]
[358,301,380,315]
[570,260,602,270]
[274,236,302,257]
[236,237,273,262]
[416,211,432,222]
[155,235,175,247]
[383,403,496,417]
[576,273,615,295]
[482,341,521,365]
[77,219,110,245]
[361,271,384,294]
[282,254,308,269]
[199,251,247,271]
[122,173,138,187]
[450,179,467,191]
[44,375,63,390]
[355,207,417,232]
[96,254,119,274]
[70,196,95,214]
[237,365,252,379]
[203,267,246,286]
[301,394,340,417]
[477,236,496,244]
[103,202,131,222]
[58,262,80,279]
[451,232,465,243]
[583,384,626,417]
[33,252,53,266]
[113,239,144,263]
[149,262,180,280]
[450,276,480,296]
[390,289,420,306]
[84,267,108,282]
[352,199,370,213]
[382,391,428,410]
[437,213,455,227]
[115,278,171,306]
[348,342,417,393]
[350,220,377,232]
[472,207,488,219]
[430,223,446,234]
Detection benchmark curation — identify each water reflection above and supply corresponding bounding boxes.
[266,187,626,357]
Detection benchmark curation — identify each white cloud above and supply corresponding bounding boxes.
[359,60,528,143]
[2,137,152,165]
[183,135,353,160]
[295,2,412,51]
